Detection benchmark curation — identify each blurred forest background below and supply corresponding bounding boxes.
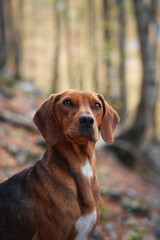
[0,0,160,239]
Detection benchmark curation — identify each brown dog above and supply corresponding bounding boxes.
[0,90,119,240]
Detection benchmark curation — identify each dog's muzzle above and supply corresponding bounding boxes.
[79,115,94,139]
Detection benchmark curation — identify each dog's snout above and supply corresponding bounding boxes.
[79,115,94,128]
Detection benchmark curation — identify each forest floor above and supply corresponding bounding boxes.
[0,77,160,240]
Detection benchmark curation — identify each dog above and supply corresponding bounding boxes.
[0,89,120,240]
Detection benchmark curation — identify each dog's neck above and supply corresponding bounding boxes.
[48,137,96,167]
[46,138,97,212]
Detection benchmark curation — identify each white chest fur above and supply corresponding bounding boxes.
[81,159,93,181]
[75,210,97,240]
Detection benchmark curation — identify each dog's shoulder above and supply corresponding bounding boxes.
[0,168,30,202]
[0,167,35,240]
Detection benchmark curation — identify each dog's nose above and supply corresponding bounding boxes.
[79,115,94,128]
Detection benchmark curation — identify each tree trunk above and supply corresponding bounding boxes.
[0,0,7,69]
[117,0,127,123]
[1,0,21,78]
[64,0,72,89]
[13,0,22,79]
[88,0,98,92]
[127,0,159,145]
[52,0,61,93]
[110,0,160,170]
[103,0,112,100]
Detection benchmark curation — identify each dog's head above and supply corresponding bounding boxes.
[33,90,120,145]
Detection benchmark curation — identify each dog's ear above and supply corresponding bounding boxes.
[98,94,120,144]
[33,94,61,145]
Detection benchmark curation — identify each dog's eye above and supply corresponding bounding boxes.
[63,99,72,106]
[94,102,101,109]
